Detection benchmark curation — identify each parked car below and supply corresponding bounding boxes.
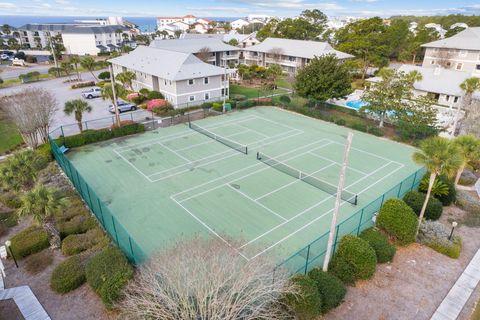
[81,87,102,99]
[109,100,137,113]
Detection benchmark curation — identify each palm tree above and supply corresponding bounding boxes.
[452,135,480,186]
[0,151,45,191]
[1,24,11,35]
[116,71,136,91]
[60,61,73,78]
[412,137,462,235]
[17,185,67,247]
[64,99,93,132]
[452,77,480,136]
[80,56,98,81]
[69,55,82,81]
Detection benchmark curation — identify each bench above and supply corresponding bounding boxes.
[59,145,69,154]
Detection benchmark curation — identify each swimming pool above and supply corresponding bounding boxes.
[346,100,369,110]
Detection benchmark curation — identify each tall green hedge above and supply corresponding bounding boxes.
[283,274,321,320]
[359,228,396,263]
[61,123,144,148]
[10,225,50,259]
[329,235,377,285]
[403,191,443,221]
[307,268,346,314]
[50,255,86,293]
[376,198,418,245]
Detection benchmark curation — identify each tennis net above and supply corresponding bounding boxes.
[257,152,358,205]
[189,122,248,154]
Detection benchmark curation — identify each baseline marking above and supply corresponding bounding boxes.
[307,152,369,176]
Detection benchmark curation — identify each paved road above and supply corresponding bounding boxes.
[0,64,51,80]
[0,70,150,135]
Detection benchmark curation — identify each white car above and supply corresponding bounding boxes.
[109,100,137,113]
[81,87,102,99]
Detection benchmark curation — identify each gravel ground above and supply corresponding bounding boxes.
[0,218,112,320]
[325,205,480,320]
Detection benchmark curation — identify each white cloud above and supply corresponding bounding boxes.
[0,2,16,8]
[54,0,70,4]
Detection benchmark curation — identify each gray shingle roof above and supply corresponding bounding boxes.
[421,27,480,51]
[244,37,353,60]
[18,24,129,34]
[150,37,239,53]
[108,46,228,81]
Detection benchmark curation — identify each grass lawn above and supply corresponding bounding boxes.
[0,109,23,154]
[275,77,294,90]
[472,301,480,320]
[230,84,290,99]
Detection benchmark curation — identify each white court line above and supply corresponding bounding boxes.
[254,158,336,201]
[157,142,193,163]
[113,149,153,182]
[238,160,400,251]
[307,152,369,176]
[114,115,258,152]
[329,140,404,166]
[227,184,287,222]
[149,129,303,182]
[170,196,251,261]
[174,129,250,152]
[252,114,301,132]
[175,140,333,203]
[233,123,269,138]
[246,161,405,259]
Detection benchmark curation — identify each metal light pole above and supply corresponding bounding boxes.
[323,131,354,272]
[5,241,18,268]
[449,221,458,240]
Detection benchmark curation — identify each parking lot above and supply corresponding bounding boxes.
[0,70,150,130]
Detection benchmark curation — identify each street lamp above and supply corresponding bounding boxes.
[448,221,458,241]
[5,241,18,268]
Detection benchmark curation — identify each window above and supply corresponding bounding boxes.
[446,95,450,102]
[430,60,435,65]
[476,64,480,70]
[164,80,167,85]
[221,88,225,96]
[288,56,296,62]
[204,77,209,84]
[446,62,451,67]
[456,63,463,70]
[188,79,194,85]
[189,95,195,101]
[454,97,459,103]
[204,92,209,100]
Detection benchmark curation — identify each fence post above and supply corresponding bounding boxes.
[75,170,83,196]
[60,126,65,145]
[130,113,133,122]
[128,237,135,264]
[332,225,340,254]
[85,121,88,131]
[304,245,311,275]
[357,209,365,235]
[397,181,403,197]
[97,198,105,226]
[411,171,418,189]
[84,183,93,210]
[111,216,119,245]
[380,193,386,207]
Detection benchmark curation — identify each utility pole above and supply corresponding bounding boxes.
[323,131,354,272]
[109,64,121,127]
[223,65,227,112]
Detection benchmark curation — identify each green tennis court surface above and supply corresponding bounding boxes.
[67,107,422,266]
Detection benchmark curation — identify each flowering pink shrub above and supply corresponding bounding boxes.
[127,93,139,101]
[147,99,168,111]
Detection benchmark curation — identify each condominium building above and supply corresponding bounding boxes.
[109,46,230,107]
[156,15,197,29]
[150,37,240,67]
[243,37,353,75]
[421,27,480,75]
[180,32,260,48]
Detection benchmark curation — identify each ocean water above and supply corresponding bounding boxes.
[0,16,240,32]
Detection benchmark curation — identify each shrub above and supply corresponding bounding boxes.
[226,99,237,109]
[146,99,168,111]
[403,191,443,221]
[24,249,54,275]
[417,220,462,258]
[367,126,384,137]
[349,122,367,132]
[436,175,456,206]
[335,118,346,126]
[0,192,22,209]
[0,210,17,228]
[25,55,37,63]
[254,97,272,106]
[85,246,134,308]
[329,235,376,284]
[62,124,144,148]
[57,214,96,239]
[98,71,110,80]
[10,225,50,259]
[307,268,346,314]
[71,81,95,89]
[139,88,150,96]
[146,90,163,100]
[231,94,247,101]
[132,95,146,105]
[61,228,108,256]
[376,198,418,245]
[359,228,396,263]
[50,255,86,293]
[283,274,321,320]
[48,67,63,77]
[201,102,213,109]
[212,102,223,112]
[35,143,53,162]
[279,95,291,104]
[237,100,255,109]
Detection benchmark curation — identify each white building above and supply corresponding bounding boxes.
[425,23,447,38]
[231,19,250,30]
[157,15,197,30]
[109,46,231,107]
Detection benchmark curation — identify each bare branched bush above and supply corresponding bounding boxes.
[1,88,58,148]
[268,47,284,62]
[197,47,212,63]
[120,237,296,320]
[433,49,453,69]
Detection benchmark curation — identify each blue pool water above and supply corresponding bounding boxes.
[346,100,369,110]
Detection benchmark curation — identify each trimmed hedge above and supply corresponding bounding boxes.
[359,228,396,263]
[307,268,346,314]
[57,214,96,239]
[61,123,145,148]
[10,226,50,259]
[376,198,418,245]
[61,228,108,256]
[284,274,321,320]
[71,81,95,89]
[403,191,443,221]
[50,255,86,293]
[85,246,134,308]
[146,90,163,100]
[329,235,377,285]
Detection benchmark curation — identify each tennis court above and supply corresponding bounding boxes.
[65,107,423,269]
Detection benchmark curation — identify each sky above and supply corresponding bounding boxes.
[0,0,480,18]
